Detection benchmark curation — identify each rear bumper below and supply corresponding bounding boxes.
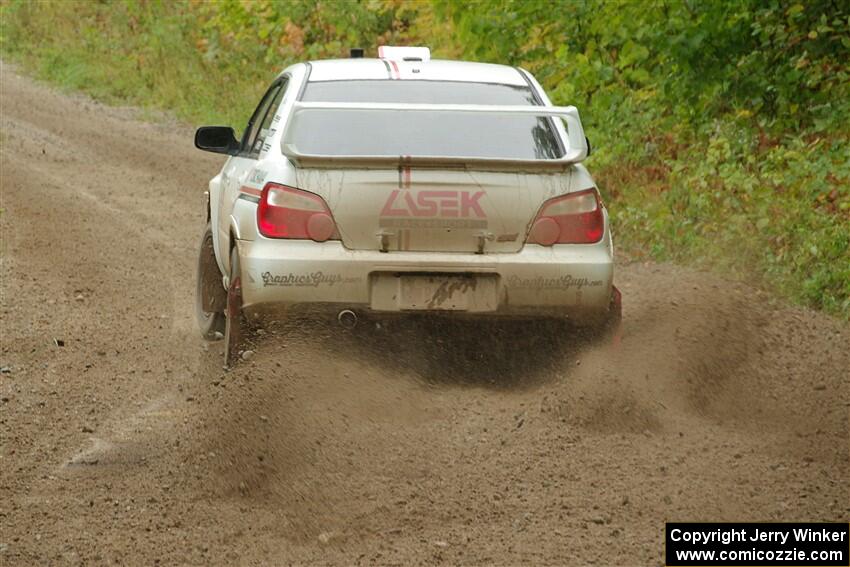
[237,238,614,319]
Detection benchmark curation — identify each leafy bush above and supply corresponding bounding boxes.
[1,0,847,315]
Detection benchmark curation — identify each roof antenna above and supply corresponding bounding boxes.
[350,48,364,58]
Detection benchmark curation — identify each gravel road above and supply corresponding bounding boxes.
[1,63,848,566]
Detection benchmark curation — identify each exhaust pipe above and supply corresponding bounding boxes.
[337,309,358,329]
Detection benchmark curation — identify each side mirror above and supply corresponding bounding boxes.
[585,136,592,157]
[194,126,240,155]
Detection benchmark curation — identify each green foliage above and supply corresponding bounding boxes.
[1,0,847,316]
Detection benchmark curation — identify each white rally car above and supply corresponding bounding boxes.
[194,47,621,364]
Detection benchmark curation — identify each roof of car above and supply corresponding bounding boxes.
[306,58,528,86]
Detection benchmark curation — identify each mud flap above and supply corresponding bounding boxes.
[199,239,226,312]
[609,285,623,347]
[224,269,244,368]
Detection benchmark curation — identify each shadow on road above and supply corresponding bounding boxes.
[258,313,595,389]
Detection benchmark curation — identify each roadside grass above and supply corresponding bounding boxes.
[1,0,847,317]
[605,129,850,315]
[0,1,264,127]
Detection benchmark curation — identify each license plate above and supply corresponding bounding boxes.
[401,274,499,311]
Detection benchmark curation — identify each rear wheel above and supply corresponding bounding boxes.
[224,245,245,367]
[573,286,622,344]
[195,223,226,339]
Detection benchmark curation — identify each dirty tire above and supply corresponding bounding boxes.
[224,245,244,367]
[195,223,226,339]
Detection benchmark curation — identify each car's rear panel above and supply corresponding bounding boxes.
[237,231,613,318]
[236,164,613,318]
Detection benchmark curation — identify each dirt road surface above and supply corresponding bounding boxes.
[1,63,848,566]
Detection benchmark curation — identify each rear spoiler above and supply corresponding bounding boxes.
[281,102,588,171]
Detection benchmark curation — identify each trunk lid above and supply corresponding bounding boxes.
[295,166,571,253]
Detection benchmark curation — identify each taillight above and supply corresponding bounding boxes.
[257,183,338,241]
[528,188,604,245]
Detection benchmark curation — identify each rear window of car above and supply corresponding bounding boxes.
[294,80,563,159]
